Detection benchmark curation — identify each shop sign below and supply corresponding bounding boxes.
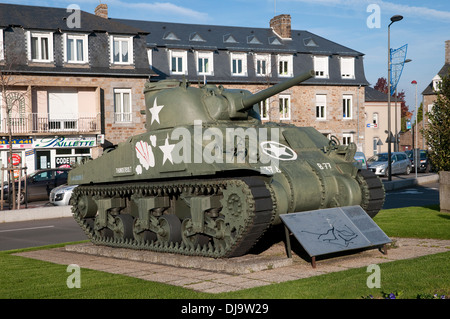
[34,136,96,148]
[0,138,33,149]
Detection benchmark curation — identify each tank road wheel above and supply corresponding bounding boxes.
[113,214,134,240]
[77,195,97,219]
[157,214,182,243]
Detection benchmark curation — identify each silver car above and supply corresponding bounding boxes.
[367,152,411,177]
[49,184,78,206]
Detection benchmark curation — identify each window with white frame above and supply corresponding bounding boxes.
[169,50,188,75]
[279,95,290,120]
[110,35,133,65]
[114,89,132,123]
[27,31,54,62]
[196,51,214,75]
[340,57,355,79]
[230,52,247,76]
[0,29,4,60]
[313,56,328,78]
[259,99,270,120]
[255,54,271,77]
[64,33,88,63]
[277,55,293,77]
[432,75,441,91]
[315,94,326,119]
[342,133,353,145]
[372,112,379,127]
[342,94,352,119]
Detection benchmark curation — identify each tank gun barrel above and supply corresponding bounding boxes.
[241,70,314,110]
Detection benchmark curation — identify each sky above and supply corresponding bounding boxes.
[2,0,450,118]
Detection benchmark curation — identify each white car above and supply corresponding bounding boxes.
[49,184,78,206]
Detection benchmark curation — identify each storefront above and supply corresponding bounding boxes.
[0,138,34,180]
[33,136,97,170]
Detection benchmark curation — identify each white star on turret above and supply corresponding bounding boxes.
[159,134,175,164]
[149,97,164,124]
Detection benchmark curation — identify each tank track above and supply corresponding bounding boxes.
[71,176,275,258]
[357,169,385,218]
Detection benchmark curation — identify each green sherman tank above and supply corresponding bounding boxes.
[68,71,385,258]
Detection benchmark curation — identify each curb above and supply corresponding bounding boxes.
[382,173,439,191]
[0,205,72,223]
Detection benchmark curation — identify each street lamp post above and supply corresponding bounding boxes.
[412,80,418,179]
[387,14,403,181]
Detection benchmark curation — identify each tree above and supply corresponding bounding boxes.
[0,55,31,209]
[422,71,450,172]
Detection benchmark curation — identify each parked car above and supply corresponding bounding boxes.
[405,149,431,173]
[3,168,71,204]
[367,152,411,176]
[354,151,368,170]
[50,183,78,206]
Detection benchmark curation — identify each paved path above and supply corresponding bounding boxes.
[15,237,450,294]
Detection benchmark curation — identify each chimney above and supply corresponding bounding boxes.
[270,14,291,39]
[95,3,108,19]
[446,40,450,64]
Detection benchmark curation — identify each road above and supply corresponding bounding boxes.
[0,178,440,251]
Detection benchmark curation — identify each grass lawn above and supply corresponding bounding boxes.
[0,205,449,300]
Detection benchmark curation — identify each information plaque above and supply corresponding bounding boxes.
[281,206,391,266]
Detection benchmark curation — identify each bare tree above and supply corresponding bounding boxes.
[0,60,31,209]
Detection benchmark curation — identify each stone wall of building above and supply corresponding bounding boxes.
[223,83,365,149]
[3,74,148,147]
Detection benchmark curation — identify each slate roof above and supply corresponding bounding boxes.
[114,18,369,85]
[113,19,363,55]
[365,86,389,102]
[0,3,145,34]
[0,3,154,77]
[422,63,450,95]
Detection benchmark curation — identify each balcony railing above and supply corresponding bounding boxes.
[0,113,101,134]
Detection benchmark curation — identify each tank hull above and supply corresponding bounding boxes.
[69,122,384,257]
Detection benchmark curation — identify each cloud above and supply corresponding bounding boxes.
[281,0,450,22]
[106,0,209,21]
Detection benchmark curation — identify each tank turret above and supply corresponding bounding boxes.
[68,72,385,258]
[142,71,315,130]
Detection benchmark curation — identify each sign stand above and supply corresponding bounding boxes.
[281,206,391,268]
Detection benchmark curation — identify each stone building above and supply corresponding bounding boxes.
[363,86,401,157]
[0,3,154,173]
[115,12,369,151]
[400,40,450,151]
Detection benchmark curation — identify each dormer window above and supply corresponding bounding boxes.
[432,75,442,91]
[340,57,355,79]
[64,33,88,64]
[314,56,328,78]
[110,35,134,65]
[27,31,54,62]
[169,50,188,75]
[196,51,213,75]
[255,54,271,76]
[277,54,293,77]
[230,52,247,76]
